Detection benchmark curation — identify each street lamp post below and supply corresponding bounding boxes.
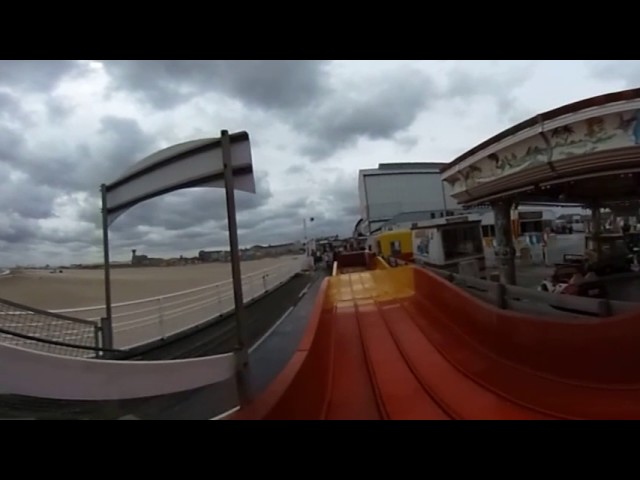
[303,217,315,256]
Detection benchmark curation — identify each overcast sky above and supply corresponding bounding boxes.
[0,60,638,266]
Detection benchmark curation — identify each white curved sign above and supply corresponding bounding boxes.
[105,131,255,226]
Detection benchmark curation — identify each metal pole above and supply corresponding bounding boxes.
[440,181,449,217]
[303,218,308,255]
[221,130,249,369]
[100,184,114,349]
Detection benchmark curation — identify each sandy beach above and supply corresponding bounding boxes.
[0,256,301,311]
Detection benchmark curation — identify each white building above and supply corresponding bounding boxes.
[357,162,461,235]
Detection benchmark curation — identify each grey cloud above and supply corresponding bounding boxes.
[0,61,85,124]
[0,125,24,163]
[444,64,532,98]
[0,61,413,266]
[101,61,432,161]
[310,171,360,220]
[299,67,437,160]
[0,163,57,220]
[40,225,99,246]
[394,134,420,151]
[10,115,159,193]
[588,60,640,86]
[102,60,330,111]
[237,171,360,245]
[285,164,306,175]
[0,90,32,128]
[443,65,534,123]
[0,182,57,220]
[98,115,160,185]
[0,60,86,92]
[0,213,39,244]
[0,174,354,267]
[215,60,330,111]
[46,95,75,122]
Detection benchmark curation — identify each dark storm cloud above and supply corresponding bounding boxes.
[1,60,539,267]
[299,67,437,160]
[98,115,161,184]
[0,213,39,244]
[0,61,87,124]
[0,59,356,266]
[0,178,57,220]
[102,60,330,111]
[0,110,274,265]
[100,61,436,161]
[0,162,56,230]
[9,115,159,193]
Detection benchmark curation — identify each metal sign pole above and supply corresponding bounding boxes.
[303,218,308,255]
[221,130,249,370]
[100,184,114,350]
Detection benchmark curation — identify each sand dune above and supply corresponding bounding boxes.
[0,256,301,311]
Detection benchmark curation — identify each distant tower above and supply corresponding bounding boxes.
[131,249,137,264]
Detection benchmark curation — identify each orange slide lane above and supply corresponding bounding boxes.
[232,266,640,420]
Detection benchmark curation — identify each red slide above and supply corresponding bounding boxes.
[232,265,640,420]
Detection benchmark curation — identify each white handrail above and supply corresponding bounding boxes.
[115,258,307,350]
[2,256,307,351]
[53,262,291,313]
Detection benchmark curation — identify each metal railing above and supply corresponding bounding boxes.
[0,297,102,358]
[0,256,307,355]
[421,264,640,319]
[53,256,308,349]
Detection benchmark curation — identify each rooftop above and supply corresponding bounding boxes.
[360,162,446,176]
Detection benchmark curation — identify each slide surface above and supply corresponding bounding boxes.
[233,266,640,420]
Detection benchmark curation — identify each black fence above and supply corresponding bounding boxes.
[0,297,117,358]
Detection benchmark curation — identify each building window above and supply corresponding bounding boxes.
[442,225,484,262]
[430,212,436,219]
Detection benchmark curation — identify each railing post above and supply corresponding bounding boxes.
[216,284,222,314]
[263,274,268,292]
[597,299,612,317]
[245,276,252,302]
[495,282,507,309]
[93,324,103,359]
[157,297,166,339]
[99,317,113,350]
